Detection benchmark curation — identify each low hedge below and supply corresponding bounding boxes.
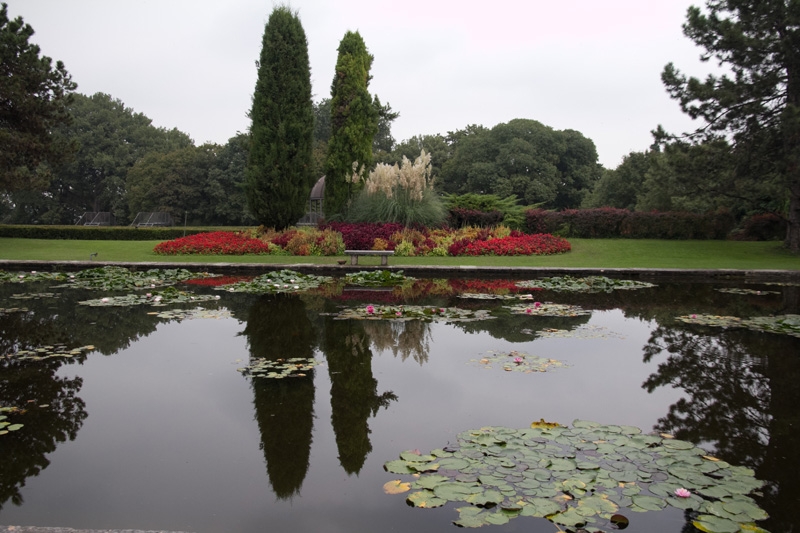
[524,208,736,240]
[0,225,226,241]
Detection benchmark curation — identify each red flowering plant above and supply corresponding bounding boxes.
[183,275,254,287]
[448,232,571,256]
[154,232,272,255]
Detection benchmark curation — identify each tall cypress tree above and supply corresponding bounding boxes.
[323,31,379,219]
[245,6,314,229]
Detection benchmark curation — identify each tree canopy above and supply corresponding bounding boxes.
[323,31,379,219]
[0,3,77,193]
[245,6,314,230]
[659,0,800,250]
[439,119,601,209]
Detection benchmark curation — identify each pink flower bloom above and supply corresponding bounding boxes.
[514,357,523,364]
[396,311,402,316]
[534,302,542,308]
[525,308,532,314]
[691,314,697,319]
[366,305,375,314]
[674,488,691,498]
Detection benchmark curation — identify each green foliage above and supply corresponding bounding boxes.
[440,119,601,209]
[245,6,314,229]
[583,151,652,210]
[324,31,380,218]
[0,224,212,240]
[0,3,77,193]
[443,193,525,228]
[659,0,800,250]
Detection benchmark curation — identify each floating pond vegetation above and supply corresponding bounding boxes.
[383,420,768,532]
[10,292,59,300]
[237,357,322,379]
[516,276,656,293]
[0,407,25,436]
[505,303,590,317]
[345,270,413,286]
[6,344,95,362]
[536,325,625,340]
[677,314,800,339]
[147,308,233,321]
[458,293,528,301]
[54,266,218,291]
[0,307,28,315]
[327,305,495,323]
[216,269,331,293]
[0,271,67,284]
[469,351,567,373]
[79,287,221,307]
[715,288,780,296]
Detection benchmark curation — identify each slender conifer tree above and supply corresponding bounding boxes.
[245,6,314,229]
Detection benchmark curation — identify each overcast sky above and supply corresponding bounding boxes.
[12,0,711,168]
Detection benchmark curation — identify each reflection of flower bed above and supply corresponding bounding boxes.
[184,275,253,287]
[448,279,537,295]
[383,420,768,532]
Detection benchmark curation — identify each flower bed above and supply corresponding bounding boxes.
[153,225,571,257]
[154,231,272,255]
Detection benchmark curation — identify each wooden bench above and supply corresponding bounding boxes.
[344,250,395,266]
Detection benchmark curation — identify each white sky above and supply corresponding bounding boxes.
[11,0,711,169]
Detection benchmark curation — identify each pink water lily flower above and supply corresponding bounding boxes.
[366,305,375,314]
[674,488,691,498]
[514,357,523,364]
[691,314,697,319]
[525,308,532,314]
[534,301,542,308]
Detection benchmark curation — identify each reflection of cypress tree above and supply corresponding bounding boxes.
[323,318,396,475]
[643,326,800,532]
[0,358,87,509]
[242,294,316,499]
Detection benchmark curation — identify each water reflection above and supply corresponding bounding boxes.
[643,324,800,532]
[240,294,317,499]
[362,320,432,364]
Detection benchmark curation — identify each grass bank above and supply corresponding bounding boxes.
[0,237,797,270]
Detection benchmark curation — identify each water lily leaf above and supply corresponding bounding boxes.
[406,490,445,508]
[577,495,618,516]
[433,482,483,501]
[6,424,23,431]
[520,497,561,517]
[693,514,742,533]
[550,507,586,526]
[414,474,449,490]
[384,460,415,474]
[383,480,411,494]
[610,513,630,529]
[721,499,768,521]
[631,495,666,511]
[466,489,504,507]
[453,506,487,528]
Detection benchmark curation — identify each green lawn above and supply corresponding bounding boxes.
[1,237,798,270]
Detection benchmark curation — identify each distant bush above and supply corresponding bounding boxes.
[443,193,525,229]
[0,225,212,240]
[524,208,735,239]
[732,213,785,241]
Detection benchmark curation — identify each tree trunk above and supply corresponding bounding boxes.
[786,180,800,252]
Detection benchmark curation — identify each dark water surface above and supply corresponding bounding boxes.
[0,272,798,532]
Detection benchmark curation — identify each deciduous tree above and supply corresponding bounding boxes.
[0,3,76,192]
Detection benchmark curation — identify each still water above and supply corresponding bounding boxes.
[0,270,798,532]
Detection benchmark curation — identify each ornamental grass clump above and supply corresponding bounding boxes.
[347,150,447,227]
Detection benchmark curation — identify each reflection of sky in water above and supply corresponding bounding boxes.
[0,307,750,532]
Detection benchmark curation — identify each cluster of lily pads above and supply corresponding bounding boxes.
[383,419,768,532]
[0,306,28,315]
[216,270,331,293]
[505,302,591,317]
[7,344,95,362]
[237,357,321,379]
[0,406,24,436]
[516,276,656,293]
[79,287,221,307]
[327,305,495,323]
[469,351,567,373]
[0,270,67,284]
[345,270,413,287]
[715,288,780,296]
[678,314,800,338]
[55,266,217,291]
[146,308,233,321]
[536,325,625,340]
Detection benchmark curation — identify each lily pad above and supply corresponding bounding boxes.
[79,287,221,307]
[9,344,95,362]
[516,276,656,293]
[216,270,331,293]
[469,350,567,373]
[382,420,768,532]
[237,357,322,379]
[505,302,590,317]
[345,270,413,286]
[55,266,216,291]
[677,313,800,338]
[326,305,495,323]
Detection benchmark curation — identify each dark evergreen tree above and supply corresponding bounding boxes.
[245,6,314,229]
[658,0,800,251]
[323,31,379,219]
[0,3,77,193]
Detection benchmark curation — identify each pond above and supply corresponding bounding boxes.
[0,267,798,533]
